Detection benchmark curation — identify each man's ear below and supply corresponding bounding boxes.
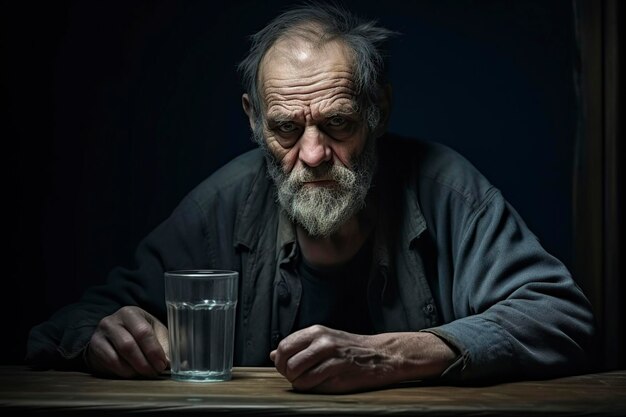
[242,93,255,131]
[373,83,392,138]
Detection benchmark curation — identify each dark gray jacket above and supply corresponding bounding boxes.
[27,135,596,381]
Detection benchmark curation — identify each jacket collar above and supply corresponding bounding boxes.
[233,153,280,251]
[374,138,428,253]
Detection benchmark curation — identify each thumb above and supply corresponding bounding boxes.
[153,319,171,367]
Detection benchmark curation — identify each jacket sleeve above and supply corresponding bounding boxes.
[25,195,212,371]
[423,188,597,382]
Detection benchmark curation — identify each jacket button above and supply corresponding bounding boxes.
[277,281,290,304]
[424,303,435,314]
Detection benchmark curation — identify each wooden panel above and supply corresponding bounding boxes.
[602,0,625,371]
[574,0,625,371]
[573,0,605,350]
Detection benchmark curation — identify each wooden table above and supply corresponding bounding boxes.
[0,366,625,416]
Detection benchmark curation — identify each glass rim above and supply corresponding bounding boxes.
[164,269,238,278]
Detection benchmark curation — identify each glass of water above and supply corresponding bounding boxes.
[164,270,238,382]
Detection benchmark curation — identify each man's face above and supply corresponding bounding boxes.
[251,38,377,237]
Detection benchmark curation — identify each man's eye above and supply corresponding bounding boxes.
[278,122,297,133]
[328,116,346,127]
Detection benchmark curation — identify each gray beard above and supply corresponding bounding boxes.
[258,131,378,237]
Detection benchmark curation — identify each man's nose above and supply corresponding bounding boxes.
[298,126,332,167]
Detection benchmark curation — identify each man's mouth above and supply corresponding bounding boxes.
[302,179,336,187]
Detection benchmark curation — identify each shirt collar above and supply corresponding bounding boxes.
[276,208,297,262]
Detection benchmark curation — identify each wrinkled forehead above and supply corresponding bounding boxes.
[257,36,356,93]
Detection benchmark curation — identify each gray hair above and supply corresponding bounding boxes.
[237,2,397,139]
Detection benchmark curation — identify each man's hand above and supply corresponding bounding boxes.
[270,325,457,393]
[86,306,170,378]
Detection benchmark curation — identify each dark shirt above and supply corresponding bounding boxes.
[294,237,374,335]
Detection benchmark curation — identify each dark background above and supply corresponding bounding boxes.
[4,0,579,365]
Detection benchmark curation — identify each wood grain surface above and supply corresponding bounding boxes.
[0,366,624,416]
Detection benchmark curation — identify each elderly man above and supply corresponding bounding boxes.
[27,4,595,393]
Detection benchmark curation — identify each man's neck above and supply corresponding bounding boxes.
[296,203,376,269]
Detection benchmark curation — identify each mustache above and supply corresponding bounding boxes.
[289,162,357,187]
[292,162,335,183]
